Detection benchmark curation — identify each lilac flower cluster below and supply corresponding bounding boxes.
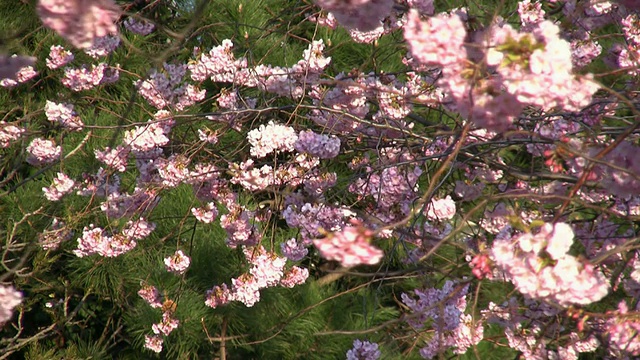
[346,339,381,360]
[124,17,155,35]
[135,63,205,110]
[84,35,120,58]
[402,281,483,359]
[294,130,340,159]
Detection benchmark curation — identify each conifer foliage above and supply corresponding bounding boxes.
[2,0,640,359]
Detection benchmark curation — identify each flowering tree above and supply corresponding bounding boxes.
[2,0,640,358]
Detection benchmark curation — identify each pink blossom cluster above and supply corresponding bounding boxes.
[375,85,413,120]
[229,154,318,192]
[606,300,640,357]
[191,202,218,223]
[490,222,610,306]
[404,11,467,70]
[37,0,120,49]
[73,224,137,257]
[0,121,25,148]
[144,302,180,353]
[313,221,383,267]
[62,63,119,91]
[94,145,129,172]
[246,246,287,289]
[0,55,37,87]
[294,130,340,159]
[155,155,190,187]
[486,21,600,112]
[571,35,602,69]
[122,121,170,155]
[144,334,163,353]
[121,218,155,240]
[346,339,381,360]
[205,284,231,309]
[247,121,297,158]
[135,63,205,110]
[46,45,74,69]
[279,266,309,288]
[220,205,259,248]
[151,310,179,336]
[0,285,22,326]
[164,250,191,275]
[26,138,61,166]
[45,100,84,130]
[404,11,599,132]
[84,35,120,58]
[189,40,248,83]
[190,40,330,99]
[518,0,545,31]
[0,54,36,81]
[205,246,304,308]
[138,283,162,309]
[425,195,456,221]
[43,172,75,201]
[124,17,155,35]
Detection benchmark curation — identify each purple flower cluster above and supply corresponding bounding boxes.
[135,63,205,110]
[294,130,340,159]
[402,281,483,359]
[346,339,381,360]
